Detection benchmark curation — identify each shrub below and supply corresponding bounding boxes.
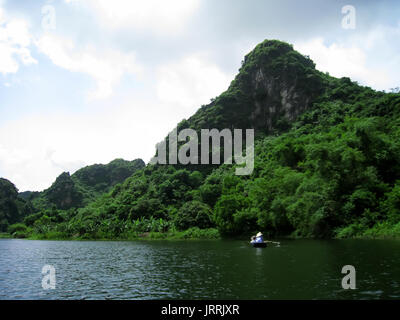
[8,223,27,234]
[177,227,220,239]
[173,201,213,230]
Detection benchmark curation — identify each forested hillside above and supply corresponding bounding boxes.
[0,178,32,233]
[5,40,400,240]
[1,158,145,236]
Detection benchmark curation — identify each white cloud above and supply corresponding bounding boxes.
[295,38,366,76]
[156,54,233,116]
[294,34,399,91]
[0,6,37,75]
[0,98,169,191]
[66,0,200,35]
[35,34,142,99]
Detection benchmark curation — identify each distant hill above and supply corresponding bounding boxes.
[26,158,145,211]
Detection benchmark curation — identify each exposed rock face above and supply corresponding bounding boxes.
[239,41,324,133]
[250,67,313,131]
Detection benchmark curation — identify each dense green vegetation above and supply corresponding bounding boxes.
[1,158,144,237]
[0,178,32,232]
[3,40,400,240]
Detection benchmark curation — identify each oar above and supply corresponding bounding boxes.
[264,240,281,246]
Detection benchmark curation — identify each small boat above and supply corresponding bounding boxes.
[250,232,280,248]
[251,242,267,248]
[250,232,267,248]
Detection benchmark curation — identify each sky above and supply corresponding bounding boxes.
[1,0,400,192]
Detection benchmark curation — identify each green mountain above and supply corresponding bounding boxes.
[17,40,400,240]
[180,40,324,134]
[25,158,145,211]
[0,178,32,232]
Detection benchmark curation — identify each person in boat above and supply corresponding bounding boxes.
[255,232,264,243]
[250,232,264,243]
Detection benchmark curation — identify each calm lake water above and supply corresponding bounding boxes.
[0,238,399,300]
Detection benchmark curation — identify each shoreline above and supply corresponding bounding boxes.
[4,221,400,241]
[2,232,400,241]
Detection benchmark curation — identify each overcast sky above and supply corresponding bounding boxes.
[1,0,400,192]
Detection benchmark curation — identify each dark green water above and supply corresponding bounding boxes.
[0,238,399,299]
